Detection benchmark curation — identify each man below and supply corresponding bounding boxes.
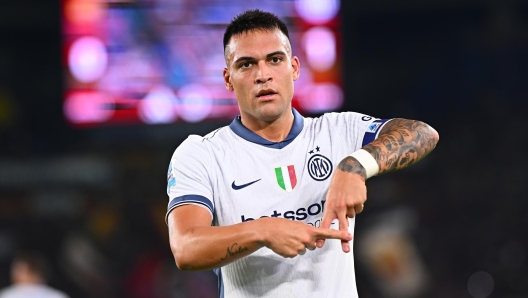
[0,252,69,298]
[166,9,439,298]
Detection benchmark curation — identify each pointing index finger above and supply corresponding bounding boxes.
[314,228,352,241]
[317,206,336,248]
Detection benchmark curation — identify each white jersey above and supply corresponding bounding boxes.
[0,284,69,298]
[166,109,390,298]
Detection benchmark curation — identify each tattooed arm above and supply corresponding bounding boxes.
[341,119,439,176]
[319,119,439,252]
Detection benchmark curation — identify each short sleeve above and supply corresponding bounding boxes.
[322,112,392,151]
[166,135,214,223]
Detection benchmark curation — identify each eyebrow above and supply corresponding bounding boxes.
[233,51,288,65]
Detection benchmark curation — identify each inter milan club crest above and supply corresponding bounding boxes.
[274,165,297,192]
[308,154,333,181]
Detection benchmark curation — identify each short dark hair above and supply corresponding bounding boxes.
[223,9,290,53]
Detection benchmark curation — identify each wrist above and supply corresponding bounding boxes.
[346,149,379,179]
[250,217,272,248]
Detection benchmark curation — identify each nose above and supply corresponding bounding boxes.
[254,61,272,84]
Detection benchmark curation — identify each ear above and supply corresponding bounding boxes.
[291,56,300,81]
[223,68,234,92]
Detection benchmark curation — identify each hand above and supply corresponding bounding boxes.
[258,217,352,258]
[318,169,367,253]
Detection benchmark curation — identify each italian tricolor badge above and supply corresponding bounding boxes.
[275,165,297,192]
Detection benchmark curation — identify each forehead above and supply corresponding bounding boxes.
[225,29,291,62]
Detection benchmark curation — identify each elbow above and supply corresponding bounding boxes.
[174,255,193,271]
[428,123,440,147]
[170,239,194,270]
[171,245,195,271]
[419,121,439,154]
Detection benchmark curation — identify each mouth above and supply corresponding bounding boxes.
[256,89,278,100]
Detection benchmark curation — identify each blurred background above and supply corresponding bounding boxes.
[0,0,527,297]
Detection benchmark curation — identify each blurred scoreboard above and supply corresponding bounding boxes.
[62,0,343,126]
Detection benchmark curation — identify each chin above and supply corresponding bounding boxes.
[256,104,287,121]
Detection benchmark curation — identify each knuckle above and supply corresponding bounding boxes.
[335,201,347,209]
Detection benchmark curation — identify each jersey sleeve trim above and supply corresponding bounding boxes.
[165,195,213,223]
[361,119,392,147]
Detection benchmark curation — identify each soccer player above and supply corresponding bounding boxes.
[166,9,439,298]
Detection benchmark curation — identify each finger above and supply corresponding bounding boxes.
[320,210,334,229]
[314,228,352,241]
[347,207,356,218]
[338,213,351,253]
[304,241,317,250]
[338,212,349,232]
[298,248,306,256]
[318,209,336,248]
[354,203,364,215]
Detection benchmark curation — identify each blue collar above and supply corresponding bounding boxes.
[229,108,304,149]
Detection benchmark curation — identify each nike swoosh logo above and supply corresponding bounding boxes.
[232,179,261,190]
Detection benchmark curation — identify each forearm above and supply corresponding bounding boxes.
[168,214,265,271]
[338,118,439,177]
[168,205,353,270]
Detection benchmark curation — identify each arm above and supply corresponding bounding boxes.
[319,119,439,251]
[168,205,353,271]
[340,118,439,177]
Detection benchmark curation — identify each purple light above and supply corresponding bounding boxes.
[138,85,177,124]
[295,0,340,24]
[68,36,108,83]
[303,27,336,71]
[298,83,343,113]
[176,84,212,123]
[64,92,114,123]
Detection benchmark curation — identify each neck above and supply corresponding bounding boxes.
[240,110,294,142]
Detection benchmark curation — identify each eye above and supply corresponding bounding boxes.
[239,62,251,68]
[271,57,283,63]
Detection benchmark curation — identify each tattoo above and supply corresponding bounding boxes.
[338,156,367,179]
[363,118,438,175]
[220,243,248,261]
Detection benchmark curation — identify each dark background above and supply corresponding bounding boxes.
[1,0,527,297]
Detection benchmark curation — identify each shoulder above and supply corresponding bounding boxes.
[320,111,375,122]
[175,124,227,152]
[171,125,232,165]
[177,125,231,150]
[171,135,212,170]
[172,135,206,158]
[305,111,375,128]
[176,134,206,150]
